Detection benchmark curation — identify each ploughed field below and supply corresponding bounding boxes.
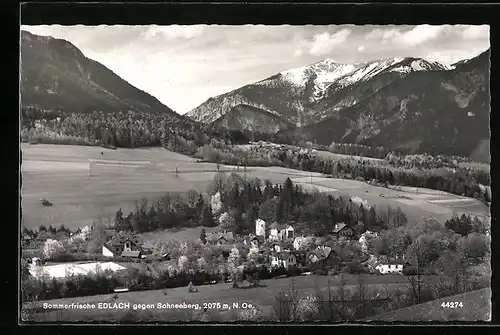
[21,144,490,230]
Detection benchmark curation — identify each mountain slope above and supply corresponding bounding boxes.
[281,49,490,159]
[20,30,178,116]
[187,57,451,127]
[212,104,295,133]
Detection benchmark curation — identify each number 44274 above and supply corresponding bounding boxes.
[441,301,464,308]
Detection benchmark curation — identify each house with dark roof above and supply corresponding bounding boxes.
[270,251,297,268]
[308,248,342,271]
[205,231,234,245]
[102,234,143,258]
[332,223,354,238]
[121,250,142,258]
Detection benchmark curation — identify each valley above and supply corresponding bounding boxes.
[21,143,489,231]
[20,26,491,323]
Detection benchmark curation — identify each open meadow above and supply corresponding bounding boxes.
[21,144,490,231]
[25,274,443,322]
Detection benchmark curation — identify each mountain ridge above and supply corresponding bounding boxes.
[20,30,181,118]
[186,55,455,127]
[279,49,490,158]
[187,49,489,160]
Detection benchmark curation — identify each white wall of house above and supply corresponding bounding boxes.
[293,237,302,250]
[124,241,132,252]
[271,255,297,268]
[281,226,294,239]
[102,246,114,258]
[255,219,266,237]
[269,229,279,241]
[376,264,403,274]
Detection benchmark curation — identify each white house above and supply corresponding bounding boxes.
[269,222,281,241]
[270,252,297,268]
[280,224,294,240]
[375,262,404,275]
[255,219,266,237]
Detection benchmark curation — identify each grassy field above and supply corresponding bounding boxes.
[21,144,321,230]
[24,274,443,322]
[291,177,490,224]
[364,287,491,321]
[21,144,490,231]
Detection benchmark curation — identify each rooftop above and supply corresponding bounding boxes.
[121,250,141,258]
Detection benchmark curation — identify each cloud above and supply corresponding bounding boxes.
[364,28,400,41]
[141,25,205,40]
[21,25,490,114]
[308,28,352,56]
[426,46,489,65]
[395,25,448,46]
[462,25,489,40]
[365,25,449,47]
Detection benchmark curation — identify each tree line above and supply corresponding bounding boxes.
[21,106,490,201]
[111,173,407,237]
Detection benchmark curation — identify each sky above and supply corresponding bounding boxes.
[21,25,490,114]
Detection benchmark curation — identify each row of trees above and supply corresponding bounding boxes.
[22,107,490,200]
[21,107,252,153]
[108,173,407,237]
[384,153,478,170]
[193,142,490,201]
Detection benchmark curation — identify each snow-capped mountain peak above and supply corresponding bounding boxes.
[188,54,458,125]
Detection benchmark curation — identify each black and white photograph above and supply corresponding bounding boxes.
[20,23,491,323]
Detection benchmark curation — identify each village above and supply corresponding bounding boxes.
[23,212,408,289]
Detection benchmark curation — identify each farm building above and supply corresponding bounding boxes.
[29,261,127,279]
[270,251,297,268]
